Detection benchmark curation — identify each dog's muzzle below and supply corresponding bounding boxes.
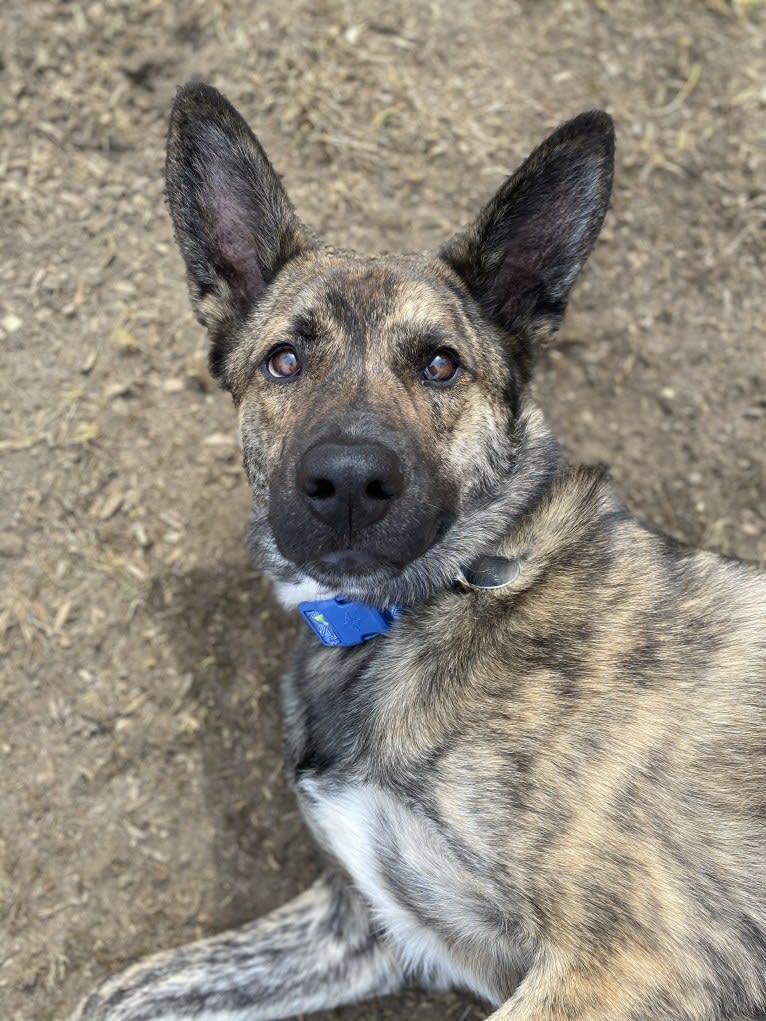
[268,433,451,578]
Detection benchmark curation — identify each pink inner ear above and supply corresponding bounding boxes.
[492,252,544,323]
[208,177,265,306]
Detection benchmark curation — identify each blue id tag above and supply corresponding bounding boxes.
[300,596,405,647]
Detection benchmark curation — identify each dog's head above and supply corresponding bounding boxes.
[166,84,613,608]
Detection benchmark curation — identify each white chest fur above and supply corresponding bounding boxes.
[297,775,506,1006]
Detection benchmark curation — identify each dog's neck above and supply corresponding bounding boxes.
[488,463,622,593]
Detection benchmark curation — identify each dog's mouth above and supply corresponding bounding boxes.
[271,530,414,592]
[294,514,453,593]
[299,546,409,589]
[316,548,395,572]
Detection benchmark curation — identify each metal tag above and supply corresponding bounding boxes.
[456,556,520,591]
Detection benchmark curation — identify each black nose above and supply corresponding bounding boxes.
[297,441,404,532]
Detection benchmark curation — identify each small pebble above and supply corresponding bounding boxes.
[2,313,22,333]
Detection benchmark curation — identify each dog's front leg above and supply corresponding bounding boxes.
[72,871,405,1021]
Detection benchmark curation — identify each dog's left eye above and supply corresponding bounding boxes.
[422,349,460,385]
[265,345,302,380]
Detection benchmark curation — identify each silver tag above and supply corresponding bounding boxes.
[456,556,520,591]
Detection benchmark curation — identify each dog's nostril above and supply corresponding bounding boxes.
[365,479,395,501]
[305,477,335,500]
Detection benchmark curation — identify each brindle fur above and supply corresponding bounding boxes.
[72,84,766,1021]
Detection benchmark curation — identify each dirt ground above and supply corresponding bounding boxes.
[1,1,764,1019]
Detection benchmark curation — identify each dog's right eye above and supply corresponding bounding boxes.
[422,349,460,385]
[265,345,302,380]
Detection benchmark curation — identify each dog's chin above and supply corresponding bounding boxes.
[271,554,405,612]
[268,514,455,606]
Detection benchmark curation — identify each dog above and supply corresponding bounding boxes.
[73,83,766,1021]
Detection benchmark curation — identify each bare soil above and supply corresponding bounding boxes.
[1,2,764,1019]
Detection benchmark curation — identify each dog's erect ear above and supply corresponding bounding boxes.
[166,82,314,380]
[439,111,614,379]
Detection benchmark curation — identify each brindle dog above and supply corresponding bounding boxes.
[73,84,766,1021]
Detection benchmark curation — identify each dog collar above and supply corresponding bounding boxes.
[300,556,520,647]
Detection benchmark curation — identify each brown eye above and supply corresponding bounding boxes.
[266,346,301,380]
[422,349,459,384]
